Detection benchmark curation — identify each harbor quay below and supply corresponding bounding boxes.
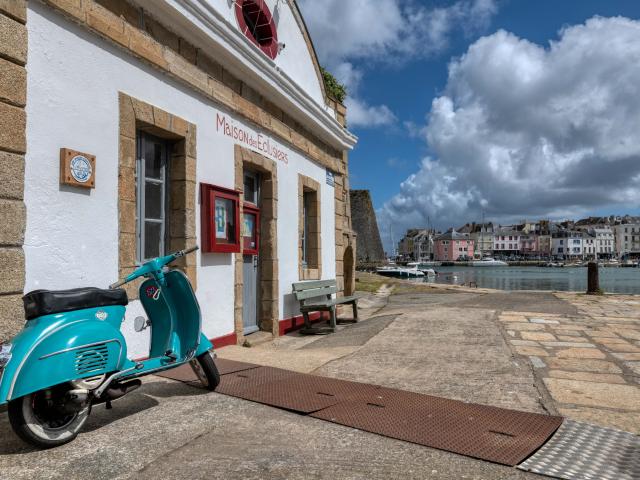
[1,272,637,479]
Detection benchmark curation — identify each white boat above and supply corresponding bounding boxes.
[545,262,564,268]
[377,264,425,278]
[407,262,437,276]
[471,257,508,267]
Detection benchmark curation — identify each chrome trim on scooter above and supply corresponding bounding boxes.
[8,319,85,400]
[38,339,122,360]
[8,319,125,401]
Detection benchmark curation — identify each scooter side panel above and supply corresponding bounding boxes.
[139,271,204,360]
[0,306,127,403]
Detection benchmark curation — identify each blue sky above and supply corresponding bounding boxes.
[298,1,640,247]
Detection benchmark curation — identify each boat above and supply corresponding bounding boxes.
[407,262,436,276]
[471,257,508,267]
[545,262,564,268]
[377,264,425,278]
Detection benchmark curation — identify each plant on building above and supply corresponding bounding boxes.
[321,67,347,103]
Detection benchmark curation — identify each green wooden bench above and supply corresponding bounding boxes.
[292,279,358,334]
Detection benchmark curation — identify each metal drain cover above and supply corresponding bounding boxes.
[518,419,640,480]
[156,358,259,384]
[311,394,562,466]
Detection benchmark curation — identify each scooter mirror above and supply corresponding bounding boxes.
[134,316,148,332]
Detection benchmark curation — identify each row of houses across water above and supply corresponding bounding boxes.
[397,216,640,262]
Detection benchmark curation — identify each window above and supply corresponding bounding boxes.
[302,191,314,266]
[235,0,279,59]
[242,205,260,255]
[298,175,321,278]
[136,132,169,262]
[243,171,260,205]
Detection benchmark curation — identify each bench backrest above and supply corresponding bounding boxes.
[292,279,337,303]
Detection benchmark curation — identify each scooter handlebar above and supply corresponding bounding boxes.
[108,246,198,289]
[177,245,199,256]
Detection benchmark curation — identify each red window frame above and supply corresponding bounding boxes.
[200,183,241,253]
[242,204,260,255]
[235,0,279,60]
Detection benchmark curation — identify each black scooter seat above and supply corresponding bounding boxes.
[23,287,128,320]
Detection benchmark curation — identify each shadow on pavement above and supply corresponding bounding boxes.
[0,378,209,454]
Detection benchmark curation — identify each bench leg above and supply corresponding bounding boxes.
[329,306,337,331]
[302,310,312,329]
[352,301,358,321]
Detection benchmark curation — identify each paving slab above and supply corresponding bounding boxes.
[457,292,578,315]
[543,378,640,411]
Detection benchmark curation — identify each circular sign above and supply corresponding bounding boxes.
[69,155,92,183]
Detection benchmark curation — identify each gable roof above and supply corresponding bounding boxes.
[290,1,332,106]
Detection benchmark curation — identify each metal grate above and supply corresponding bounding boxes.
[518,419,640,479]
[157,358,259,384]
[159,360,563,467]
[75,344,109,375]
[237,374,387,413]
[216,366,296,399]
[309,387,563,466]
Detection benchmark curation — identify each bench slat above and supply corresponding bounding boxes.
[292,280,336,291]
[295,286,337,301]
[301,295,358,309]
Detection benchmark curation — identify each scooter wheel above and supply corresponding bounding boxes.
[191,352,220,391]
[8,389,91,449]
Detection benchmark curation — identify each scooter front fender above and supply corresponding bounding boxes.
[0,306,127,404]
[195,333,213,356]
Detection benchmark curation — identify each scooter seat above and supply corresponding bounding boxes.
[23,287,128,320]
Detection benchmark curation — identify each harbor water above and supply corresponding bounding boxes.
[425,266,640,294]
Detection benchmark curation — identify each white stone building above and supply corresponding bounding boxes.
[592,227,615,258]
[413,230,435,262]
[3,0,358,355]
[614,224,640,259]
[551,232,583,259]
[492,230,521,256]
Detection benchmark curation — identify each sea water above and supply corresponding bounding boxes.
[425,266,640,294]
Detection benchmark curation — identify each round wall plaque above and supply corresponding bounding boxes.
[69,155,92,183]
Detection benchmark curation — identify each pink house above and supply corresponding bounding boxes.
[434,230,475,261]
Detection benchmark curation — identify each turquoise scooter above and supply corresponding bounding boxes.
[0,246,219,448]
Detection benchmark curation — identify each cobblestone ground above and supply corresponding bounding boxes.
[499,293,640,433]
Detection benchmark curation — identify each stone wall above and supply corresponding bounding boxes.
[350,190,385,266]
[0,0,27,341]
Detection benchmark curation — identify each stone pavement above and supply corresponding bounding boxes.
[1,280,638,479]
[499,292,640,434]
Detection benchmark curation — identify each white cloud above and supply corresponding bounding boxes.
[344,97,397,128]
[379,16,640,241]
[298,0,497,68]
[298,0,498,129]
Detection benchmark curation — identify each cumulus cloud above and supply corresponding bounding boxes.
[344,97,397,128]
[298,0,497,68]
[378,16,640,239]
[298,0,498,128]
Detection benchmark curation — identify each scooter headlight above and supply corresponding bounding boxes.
[0,343,12,368]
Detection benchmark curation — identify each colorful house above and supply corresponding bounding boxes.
[434,230,474,261]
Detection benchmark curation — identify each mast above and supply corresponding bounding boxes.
[481,211,485,258]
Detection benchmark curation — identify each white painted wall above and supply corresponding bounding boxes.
[199,0,326,107]
[24,3,335,358]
